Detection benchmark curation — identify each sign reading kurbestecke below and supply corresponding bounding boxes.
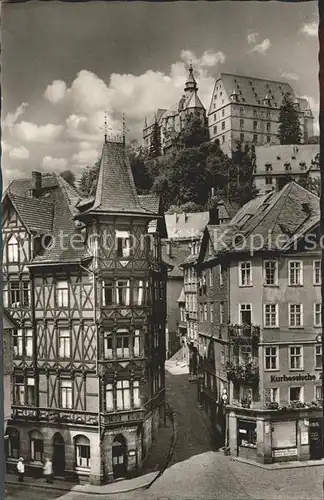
[270,373,317,383]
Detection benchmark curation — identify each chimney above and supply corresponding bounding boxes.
[31,171,42,197]
[166,240,172,257]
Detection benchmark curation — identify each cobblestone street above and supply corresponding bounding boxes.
[6,364,324,500]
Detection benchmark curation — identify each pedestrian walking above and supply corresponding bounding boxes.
[17,457,25,482]
[43,458,53,483]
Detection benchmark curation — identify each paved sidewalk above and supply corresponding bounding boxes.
[233,456,324,470]
[5,471,159,495]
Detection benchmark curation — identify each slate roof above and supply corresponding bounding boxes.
[83,141,155,215]
[8,193,53,233]
[3,309,19,330]
[218,73,295,108]
[162,242,190,278]
[254,144,319,176]
[207,181,319,257]
[165,212,210,240]
[138,193,161,233]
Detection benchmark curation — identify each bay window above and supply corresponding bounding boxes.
[133,280,144,305]
[102,279,114,306]
[116,380,131,410]
[116,329,129,358]
[116,280,130,306]
[13,330,23,357]
[116,230,131,258]
[133,329,140,357]
[25,329,33,357]
[104,331,113,359]
[14,375,25,405]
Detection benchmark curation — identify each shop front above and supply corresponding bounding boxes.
[227,405,323,464]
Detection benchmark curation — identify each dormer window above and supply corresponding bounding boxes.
[265,164,272,172]
[299,162,306,170]
[284,163,291,171]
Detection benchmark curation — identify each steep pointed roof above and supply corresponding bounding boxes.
[184,64,198,93]
[85,140,154,215]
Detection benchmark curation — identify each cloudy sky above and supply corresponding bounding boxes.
[1,1,319,188]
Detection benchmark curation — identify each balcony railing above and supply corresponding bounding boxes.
[11,405,147,427]
[228,324,260,346]
[226,360,259,387]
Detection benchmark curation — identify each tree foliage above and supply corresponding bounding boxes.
[298,175,320,196]
[78,160,100,197]
[177,114,210,149]
[149,121,162,158]
[60,170,76,187]
[278,94,302,145]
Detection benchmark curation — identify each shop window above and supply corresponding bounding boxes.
[75,435,90,469]
[30,430,44,462]
[238,420,256,448]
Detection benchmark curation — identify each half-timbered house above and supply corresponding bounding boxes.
[3,137,167,484]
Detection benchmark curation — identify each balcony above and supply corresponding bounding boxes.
[228,324,260,346]
[225,361,259,388]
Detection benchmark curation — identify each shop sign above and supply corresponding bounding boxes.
[270,373,317,383]
[272,448,297,458]
[301,432,309,445]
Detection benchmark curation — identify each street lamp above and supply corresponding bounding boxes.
[221,388,228,450]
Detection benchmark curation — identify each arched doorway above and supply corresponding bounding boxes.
[112,434,127,479]
[52,433,65,475]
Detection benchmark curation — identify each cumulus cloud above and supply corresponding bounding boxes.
[44,80,67,104]
[9,145,30,160]
[301,22,317,37]
[251,38,271,55]
[15,121,64,143]
[280,72,300,81]
[42,156,68,170]
[247,32,258,45]
[3,102,29,128]
[3,49,226,183]
[2,140,12,153]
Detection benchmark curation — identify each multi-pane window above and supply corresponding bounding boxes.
[30,430,43,462]
[289,386,302,403]
[133,380,140,407]
[239,303,252,325]
[313,260,321,285]
[13,330,23,357]
[264,304,278,327]
[288,261,303,286]
[264,346,278,370]
[209,269,213,287]
[315,386,322,400]
[240,119,244,129]
[265,176,272,185]
[116,380,131,410]
[253,120,257,131]
[104,331,113,359]
[222,121,225,130]
[315,345,322,369]
[75,436,90,468]
[59,329,71,358]
[26,377,35,405]
[7,235,19,262]
[56,281,69,307]
[133,280,144,305]
[116,329,129,358]
[210,303,214,323]
[60,379,72,409]
[116,231,131,258]
[220,302,225,324]
[289,346,303,370]
[263,260,277,285]
[266,122,271,132]
[25,329,33,357]
[199,305,204,322]
[14,375,25,404]
[203,303,208,321]
[289,304,303,327]
[102,279,114,306]
[239,262,252,286]
[22,282,30,306]
[105,383,114,411]
[314,303,321,327]
[10,282,20,307]
[270,388,279,402]
[133,329,140,357]
[116,280,130,306]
